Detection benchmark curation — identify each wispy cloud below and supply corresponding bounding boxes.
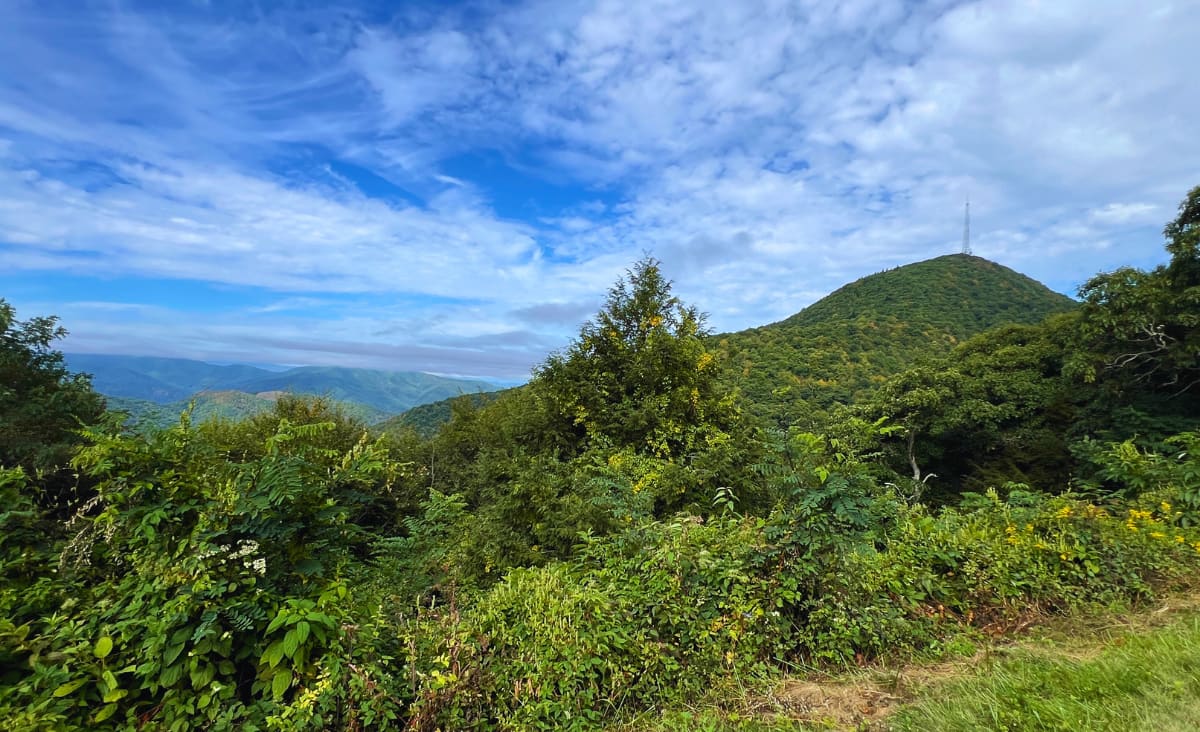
[1,0,1197,378]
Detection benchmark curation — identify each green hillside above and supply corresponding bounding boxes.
[718,254,1077,425]
[375,389,509,438]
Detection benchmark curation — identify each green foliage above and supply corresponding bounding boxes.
[0,299,105,474]
[380,258,758,584]
[8,198,1200,730]
[0,412,407,730]
[1076,431,1200,524]
[858,316,1085,498]
[376,390,507,439]
[537,257,740,464]
[719,254,1077,426]
[1069,185,1200,396]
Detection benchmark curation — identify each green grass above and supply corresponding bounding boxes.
[609,598,1200,732]
[890,612,1200,731]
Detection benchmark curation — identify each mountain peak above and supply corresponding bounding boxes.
[720,254,1077,424]
[776,253,1075,337]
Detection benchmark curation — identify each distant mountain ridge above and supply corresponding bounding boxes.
[107,391,393,430]
[717,254,1078,425]
[66,354,499,417]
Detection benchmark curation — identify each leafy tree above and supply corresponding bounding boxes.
[0,299,105,474]
[1070,185,1200,395]
[535,256,739,460]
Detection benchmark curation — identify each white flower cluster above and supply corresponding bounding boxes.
[229,540,259,559]
[197,540,266,575]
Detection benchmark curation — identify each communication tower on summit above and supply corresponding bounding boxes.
[961,198,972,255]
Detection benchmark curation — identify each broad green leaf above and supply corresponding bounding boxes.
[94,703,118,723]
[271,668,292,700]
[265,611,288,635]
[52,678,86,697]
[263,640,285,668]
[94,635,114,659]
[160,662,184,687]
[102,688,128,703]
[282,629,299,658]
[190,663,215,689]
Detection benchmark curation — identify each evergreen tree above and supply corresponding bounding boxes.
[535,257,738,460]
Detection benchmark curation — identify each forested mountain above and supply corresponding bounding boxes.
[717,254,1077,425]
[65,354,498,416]
[375,389,509,437]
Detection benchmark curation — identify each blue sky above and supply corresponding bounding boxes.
[0,0,1196,379]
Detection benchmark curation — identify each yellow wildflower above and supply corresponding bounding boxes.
[1161,501,1172,513]
[1150,531,1165,539]
[1054,505,1072,520]
[1176,536,1186,544]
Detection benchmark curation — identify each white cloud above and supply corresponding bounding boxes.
[1,0,1198,377]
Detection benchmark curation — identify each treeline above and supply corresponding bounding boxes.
[1,186,1198,730]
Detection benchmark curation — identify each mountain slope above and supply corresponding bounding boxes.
[375,389,511,438]
[717,254,1077,425]
[108,391,392,430]
[65,354,498,415]
[65,354,273,402]
[223,366,495,415]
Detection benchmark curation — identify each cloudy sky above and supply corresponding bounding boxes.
[0,0,1195,380]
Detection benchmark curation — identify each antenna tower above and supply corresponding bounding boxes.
[961,198,972,255]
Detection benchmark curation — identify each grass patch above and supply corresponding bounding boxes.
[615,593,1200,731]
[890,608,1200,731]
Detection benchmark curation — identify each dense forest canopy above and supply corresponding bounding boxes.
[716,254,1078,427]
[1,186,1199,730]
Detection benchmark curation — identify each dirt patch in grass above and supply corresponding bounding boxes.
[770,677,903,729]
[743,586,1200,731]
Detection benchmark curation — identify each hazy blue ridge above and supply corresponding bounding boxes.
[65,354,499,414]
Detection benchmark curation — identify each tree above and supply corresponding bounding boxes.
[1070,185,1200,395]
[1164,184,1200,289]
[534,257,738,460]
[0,299,105,474]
